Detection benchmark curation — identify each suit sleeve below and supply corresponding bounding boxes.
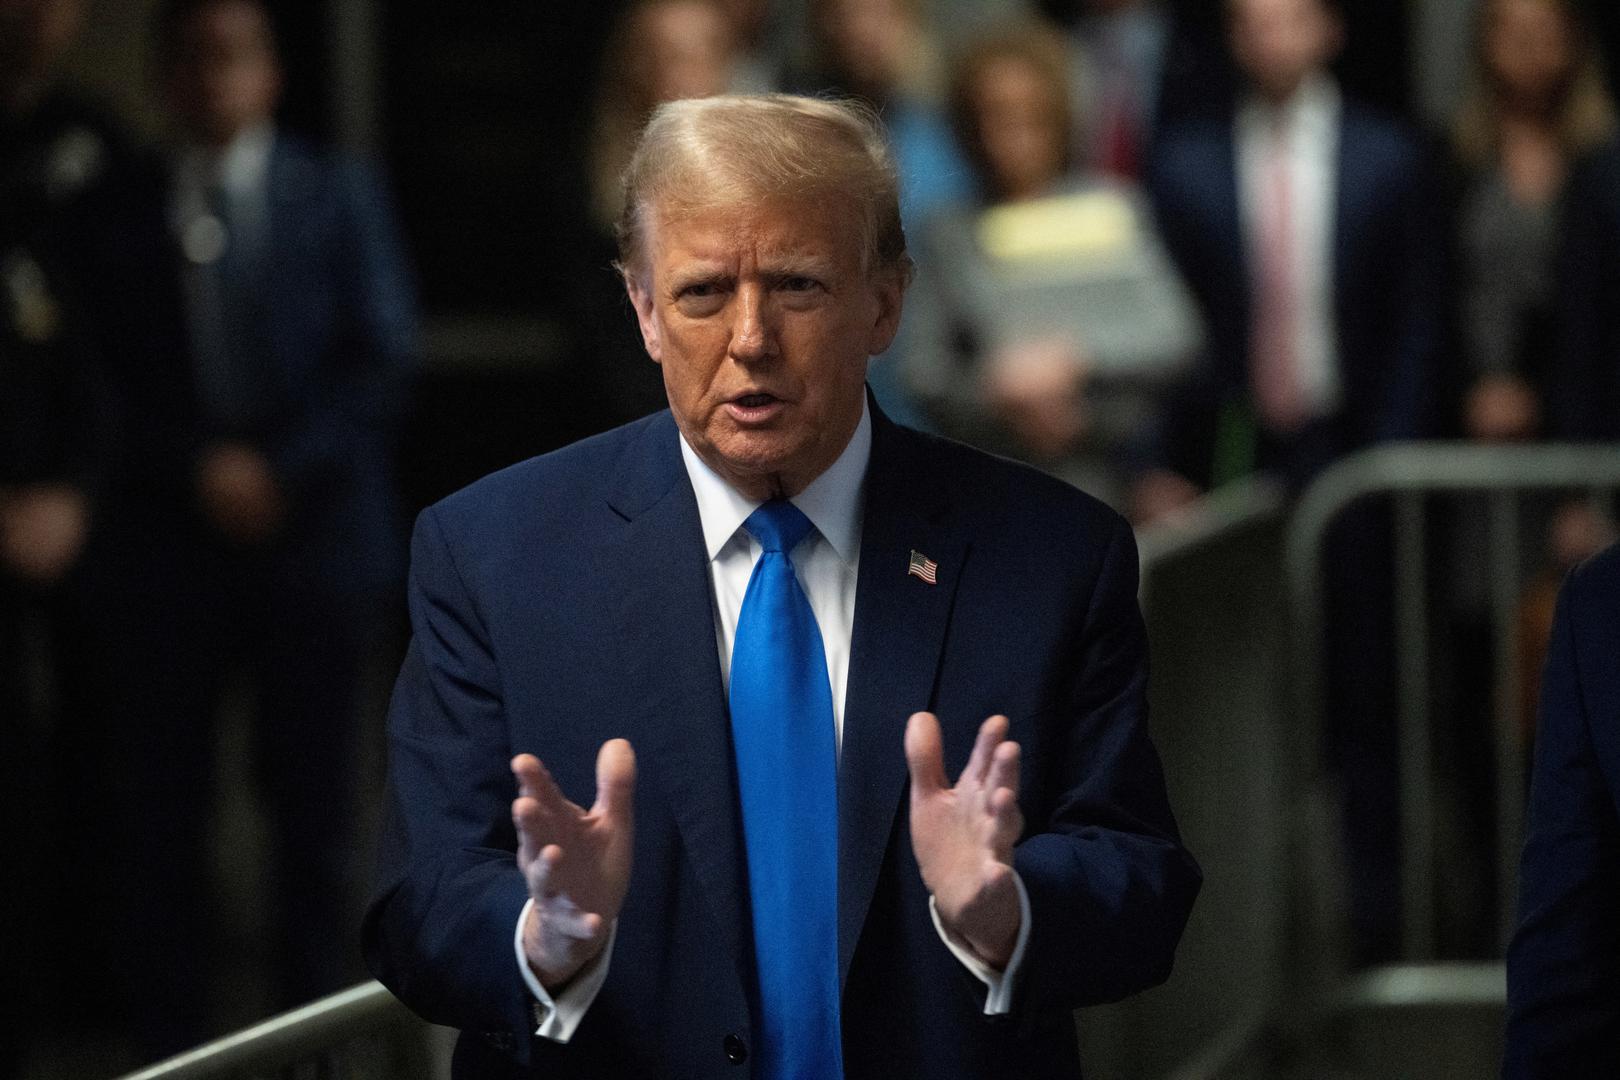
[362,505,540,1065]
[1503,564,1620,1077]
[1013,516,1202,1012]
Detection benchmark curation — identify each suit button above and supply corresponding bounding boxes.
[483,1030,514,1051]
[723,1033,748,1064]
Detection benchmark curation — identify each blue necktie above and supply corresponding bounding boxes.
[730,501,843,1080]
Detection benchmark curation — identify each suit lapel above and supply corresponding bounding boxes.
[597,414,750,983]
[837,409,967,987]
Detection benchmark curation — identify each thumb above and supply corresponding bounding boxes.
[593,738,637,822]
[904,712,948,798]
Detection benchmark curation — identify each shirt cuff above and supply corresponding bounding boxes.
[513,897,617,1042]
[928,871,1032,1015]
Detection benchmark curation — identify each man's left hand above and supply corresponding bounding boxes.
[905,712,1024,970]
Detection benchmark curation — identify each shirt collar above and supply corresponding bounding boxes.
[1239,72,1340,139]
[175,121,275,197]
[678,399,871,566]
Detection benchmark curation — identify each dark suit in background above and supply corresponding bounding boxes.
[364,405,1200,1079]
[1148,91,1445,962]
[1147,98,1443,487]
[76,131,415,1053]
[1504,542,1620,1077]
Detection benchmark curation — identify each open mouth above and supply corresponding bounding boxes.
[726,393,786,423]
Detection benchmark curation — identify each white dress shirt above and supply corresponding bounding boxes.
[517,401,1031,1041]
[1236,73,1343,421]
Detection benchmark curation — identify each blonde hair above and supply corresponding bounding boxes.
[1453,0,1616,166]
[615,93,912,284]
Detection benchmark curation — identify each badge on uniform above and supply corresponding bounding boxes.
[3,251,60,345]
[907,550,939,584]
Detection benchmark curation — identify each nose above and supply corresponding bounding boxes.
[728,283,777,365]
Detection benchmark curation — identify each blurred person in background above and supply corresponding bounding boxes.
[1450,0,1613,446]
[904,22,1201,512]
[0,0,129,1070]
[715,0,787,93]
[583,0,738,426]
[1039,0,1233,181]
[790,0,974,428]
[792,0,971,227]
[67,0,416,1056]
[1147,0,1445,964]
[1434,0,1615,951]
[1147,0,1443,501]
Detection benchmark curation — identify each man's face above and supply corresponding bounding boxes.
[166,0,281,146]
[1229,0,1340,103]
[626,193,903,500]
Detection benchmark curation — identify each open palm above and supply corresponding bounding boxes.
[511,739,636,989]
[905,712,1024,969]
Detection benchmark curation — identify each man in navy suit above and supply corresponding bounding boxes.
[1144,0,1442,496]
[364,95,1200,1079]
[1504,542,1620,1076]
[1144,0,1443,963]
[74,0,415,1053]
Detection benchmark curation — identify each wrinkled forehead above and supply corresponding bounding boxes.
[637,186,867,270]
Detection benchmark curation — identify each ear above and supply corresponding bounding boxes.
[624,271,663,364]
[863,270,906,358]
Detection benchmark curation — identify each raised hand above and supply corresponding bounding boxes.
[511,739,636,990]
[904,712,1024,970]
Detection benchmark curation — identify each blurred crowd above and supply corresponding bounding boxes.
[6,0,1620,1073]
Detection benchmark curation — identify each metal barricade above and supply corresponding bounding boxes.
[111,981,448,1080]
[1286,442,1620,964]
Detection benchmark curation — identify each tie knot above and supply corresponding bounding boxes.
[743,500,814,554]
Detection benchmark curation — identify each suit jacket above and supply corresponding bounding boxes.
[363,403,1201,1079]
[1504,542,1620,1077]
[1147,96,1444,487]
[1550,139,1620,441]
[77,132,416,592]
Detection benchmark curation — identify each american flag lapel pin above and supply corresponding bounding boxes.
[907,549,939,585]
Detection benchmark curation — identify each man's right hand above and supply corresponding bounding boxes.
[512,740,636,991]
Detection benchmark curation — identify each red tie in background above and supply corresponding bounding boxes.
[1250,122,1310,433]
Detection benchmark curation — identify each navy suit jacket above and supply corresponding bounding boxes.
[1147,98,1444,486]
[363,403,1201,1079]
[79,133,416,591]
[1504,542,1620,1077]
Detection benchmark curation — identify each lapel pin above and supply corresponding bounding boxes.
[907,550,939,584]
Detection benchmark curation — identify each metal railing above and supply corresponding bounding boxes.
[1286,441,1620,963]
[112,981,442,1080]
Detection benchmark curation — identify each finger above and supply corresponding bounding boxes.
[904,712,949,798]
[511,754,546,798]
[591,738,637,823]
[986,786,1025,852]
[512,754,578,818]
[986,739,1021,800]
[964,715,1009,787]
[524,843,566,901]
[512,795,546,867]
